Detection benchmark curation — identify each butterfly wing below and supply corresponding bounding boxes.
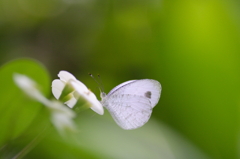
[103,94,152,129]
[102,79,162,130]
[106,79,161,108]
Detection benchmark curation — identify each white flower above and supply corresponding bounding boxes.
[50,101,76,134]
[13,73,76,134]
[13,73,47,104]
[51,71,104,115]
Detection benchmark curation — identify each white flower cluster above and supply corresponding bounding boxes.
[14,71,104,135]
[51,71,104,115]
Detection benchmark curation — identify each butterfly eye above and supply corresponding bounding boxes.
[144,91,152,99]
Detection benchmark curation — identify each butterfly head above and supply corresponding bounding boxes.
[100,92,107,99]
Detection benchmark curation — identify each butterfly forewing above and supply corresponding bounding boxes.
[107,80,136,95]
[107,79,161,108]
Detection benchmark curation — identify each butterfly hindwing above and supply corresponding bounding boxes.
[103,94,152,130]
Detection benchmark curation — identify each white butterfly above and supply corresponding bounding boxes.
[101,79,162,130]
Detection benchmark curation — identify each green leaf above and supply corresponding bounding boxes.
[0,58,50,147]
[23,112,209,159]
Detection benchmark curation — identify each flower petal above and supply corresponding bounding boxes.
[88,93,104,115]
[52,79,65,99]
[75,80,89,91]
[64,94,77,108]
[70,80,104,115]
[51,112,76,134]
[58,71,76,82]
[57,71,89,91]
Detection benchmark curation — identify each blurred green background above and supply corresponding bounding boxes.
[1,0,240,158]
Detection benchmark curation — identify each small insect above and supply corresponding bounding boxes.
[101,79,162,130]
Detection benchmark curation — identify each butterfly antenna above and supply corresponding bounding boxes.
[88,73,104,93]
[97,74,105,93]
